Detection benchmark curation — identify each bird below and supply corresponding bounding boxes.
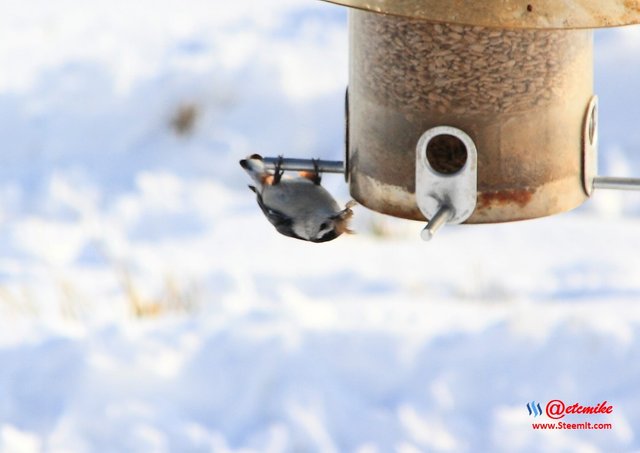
[239,154,356,242]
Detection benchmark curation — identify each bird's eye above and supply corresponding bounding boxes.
[319,222,329,230]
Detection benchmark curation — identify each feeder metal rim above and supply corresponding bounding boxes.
[320,0,640,30]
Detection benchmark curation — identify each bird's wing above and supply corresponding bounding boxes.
[255,192,304,240]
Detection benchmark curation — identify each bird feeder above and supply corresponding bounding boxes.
[260,1,640,240]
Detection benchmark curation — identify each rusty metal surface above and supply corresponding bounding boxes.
[321,0,640,29]
[350,175,587,224]
[347,11,593,223]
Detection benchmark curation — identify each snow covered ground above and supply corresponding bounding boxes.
[1,1,640,451]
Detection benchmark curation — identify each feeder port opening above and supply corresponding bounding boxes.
[425,133,468,175]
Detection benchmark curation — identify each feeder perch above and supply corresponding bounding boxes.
[263,1,640,240]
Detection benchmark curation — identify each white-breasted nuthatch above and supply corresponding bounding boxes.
[239,154,356,242]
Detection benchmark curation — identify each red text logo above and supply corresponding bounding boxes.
[545,400,613,420]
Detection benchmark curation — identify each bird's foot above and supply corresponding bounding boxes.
[273,155,285,185]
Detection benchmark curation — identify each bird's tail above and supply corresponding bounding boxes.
[239,154,270,187]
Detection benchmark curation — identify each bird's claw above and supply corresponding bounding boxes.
[273,155,285,185]
[311,158,322,185]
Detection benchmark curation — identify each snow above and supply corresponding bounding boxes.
[1,1,640,452]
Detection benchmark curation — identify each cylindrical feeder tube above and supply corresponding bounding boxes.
[347,10,593,223]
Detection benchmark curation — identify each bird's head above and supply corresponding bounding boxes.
[308,200,356,243]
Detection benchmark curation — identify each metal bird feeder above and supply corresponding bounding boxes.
[262,0,640,240]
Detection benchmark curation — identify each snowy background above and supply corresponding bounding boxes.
[1,0,640,452]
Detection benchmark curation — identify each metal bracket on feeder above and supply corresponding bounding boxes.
[262,157,345,175]
[415,126,478,241]
[580,96,640,193]
[582,96,599,196]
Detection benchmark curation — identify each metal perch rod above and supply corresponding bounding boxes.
[421,205,453,241]
[593,177,640,191]
[262,157,345,174]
